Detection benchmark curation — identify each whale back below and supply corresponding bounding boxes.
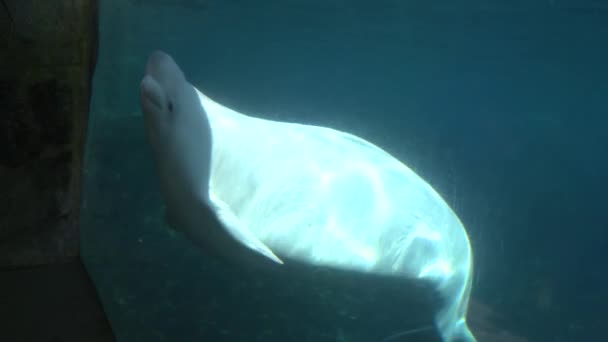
[197,90,476,342]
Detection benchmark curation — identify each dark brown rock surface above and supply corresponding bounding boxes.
[0,0,97,267]
[0,1,114,341]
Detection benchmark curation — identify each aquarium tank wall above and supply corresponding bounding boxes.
[81,0,608,341]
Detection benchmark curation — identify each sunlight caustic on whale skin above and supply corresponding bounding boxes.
[140,50,477,342]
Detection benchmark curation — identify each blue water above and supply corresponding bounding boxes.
[83,1,608,341]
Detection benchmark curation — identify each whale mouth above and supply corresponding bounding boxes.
[140,75,164,112]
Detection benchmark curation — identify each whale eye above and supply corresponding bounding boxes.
[167,100,174,113]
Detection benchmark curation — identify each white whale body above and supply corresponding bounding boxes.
[140,50,476,342]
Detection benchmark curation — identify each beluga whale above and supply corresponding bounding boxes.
[140,50,477,342]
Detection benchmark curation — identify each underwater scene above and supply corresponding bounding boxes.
[82,1,607,341]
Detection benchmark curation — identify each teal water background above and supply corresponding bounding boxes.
[82,1,608,341]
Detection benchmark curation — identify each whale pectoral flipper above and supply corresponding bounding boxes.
[208,192,283,265]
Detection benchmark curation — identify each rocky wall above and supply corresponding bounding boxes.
[0,0,97,267]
